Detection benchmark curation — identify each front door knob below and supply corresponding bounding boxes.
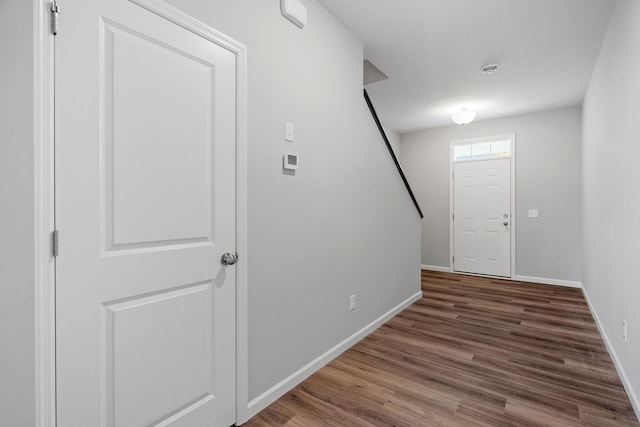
[221,252,238,266]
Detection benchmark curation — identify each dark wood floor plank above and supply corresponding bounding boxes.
[244,271,639,426]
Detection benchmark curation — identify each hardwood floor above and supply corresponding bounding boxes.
[244,271,639,426]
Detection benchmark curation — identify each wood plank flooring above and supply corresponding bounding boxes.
[244,270,639,426]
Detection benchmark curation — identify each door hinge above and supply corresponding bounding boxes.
[50,0,60,36]
[452,256,454,264]
[452,213,454,221]
[52,230,59,257]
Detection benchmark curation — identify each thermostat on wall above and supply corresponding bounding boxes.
[283,153,298,170]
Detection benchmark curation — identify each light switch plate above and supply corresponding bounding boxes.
[285,122,294,142]
[528,209,539,218]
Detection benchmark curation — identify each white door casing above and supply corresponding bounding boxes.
[453,158,512,277]
[55,0,244,425]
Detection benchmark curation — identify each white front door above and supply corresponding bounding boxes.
[453,159,511,277]
[55,0,237,425]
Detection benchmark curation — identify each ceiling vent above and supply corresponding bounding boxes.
[481,64,500,75]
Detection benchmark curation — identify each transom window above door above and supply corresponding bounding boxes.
[453,139,512,162]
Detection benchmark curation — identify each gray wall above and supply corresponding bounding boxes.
[150,0,424,404]
[0,0,421,422]
[582,0,640,410]
[0,0,36,425]
[401,107,582,282]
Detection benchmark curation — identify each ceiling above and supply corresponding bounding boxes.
[317,0,617,133]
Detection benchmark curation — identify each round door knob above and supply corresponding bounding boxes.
[503,222,509,226]
[221,252,238,266]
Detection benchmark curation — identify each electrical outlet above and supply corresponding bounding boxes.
[349,295,356,311]
[623,320,628,342]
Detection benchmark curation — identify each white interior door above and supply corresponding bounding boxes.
[453,159,511,277]
[55,0,237,425]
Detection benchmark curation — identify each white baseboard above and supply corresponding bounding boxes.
[243,290,423,421]
[421,264,452,273]
[514,275,582,289]
[582,288,640,421]
[421,268,582,289]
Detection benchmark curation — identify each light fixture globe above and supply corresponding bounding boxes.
[452,108,476,125]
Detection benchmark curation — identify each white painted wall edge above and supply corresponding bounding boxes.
[513,275,582,289]
[582,287,640,420]
[421,264,452,273]
[241,290,423,422]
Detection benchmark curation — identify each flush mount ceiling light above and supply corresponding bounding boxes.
[452,108,476,125]
[481,64,500,75]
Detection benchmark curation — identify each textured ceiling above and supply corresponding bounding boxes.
[318,0,617,133]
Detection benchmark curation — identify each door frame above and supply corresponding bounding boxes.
[449,134,516,278]
[33,0,249,425]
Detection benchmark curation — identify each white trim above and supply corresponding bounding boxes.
[233,26,250,427]
[38,1,250,425]
[421,269,583,289]
[34,0,56,425]
[421,264,452,273]
[449,133,516,278]
[128,2,250,424]
[513,275,582,289]
[130,0,246,54]
[582,288,640,419]
[245,291,423,420]
[510,137,516,277]
[449,148,453,275]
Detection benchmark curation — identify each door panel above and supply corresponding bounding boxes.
[104,21,215,249]
[105,283,213,427]
[453,159,511,277]
[55,1,237,426]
